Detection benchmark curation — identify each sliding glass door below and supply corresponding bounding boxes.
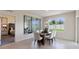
[32,18,41,32]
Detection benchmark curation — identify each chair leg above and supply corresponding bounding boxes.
[52,39,53,43]
[53,37,55,41]
[49,40,50,45]
[34,40,36,45]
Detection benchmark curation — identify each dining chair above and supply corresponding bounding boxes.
[34,32,42,46]
[40,30,43,32]
[36,30,40,33]
[48,33,54,44]
[53,31,56,40]
[44,33,52,45]
[45,31,56,45]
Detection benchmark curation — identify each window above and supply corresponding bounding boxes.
[48,17,64,32]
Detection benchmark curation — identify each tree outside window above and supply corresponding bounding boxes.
[48,17,64,32]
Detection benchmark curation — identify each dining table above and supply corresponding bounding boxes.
[40,32,52,45]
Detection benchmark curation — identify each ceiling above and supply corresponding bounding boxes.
[0,10,74,17]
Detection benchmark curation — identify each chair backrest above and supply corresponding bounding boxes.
[51,33,54,38]
[40,30,43,32]
[34,32,41,40]
[53,31,56,37]
[50,31,56,38]
[36,30,40,33]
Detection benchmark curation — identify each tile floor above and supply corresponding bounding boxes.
[0,39,79,49]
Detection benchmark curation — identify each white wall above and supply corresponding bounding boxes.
[76,10,79,42]
[77,18,79,42]
[76,10,79,17]
[15,14,33,42]
[43,11,76,41]
[0,18,1,44]
[15,14,24,42]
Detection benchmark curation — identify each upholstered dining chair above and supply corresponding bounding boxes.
[34,32,42,46]
[52,31,56,40]
[45,33,53,45]
[40,30,43,33]
[45,31,56,45]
